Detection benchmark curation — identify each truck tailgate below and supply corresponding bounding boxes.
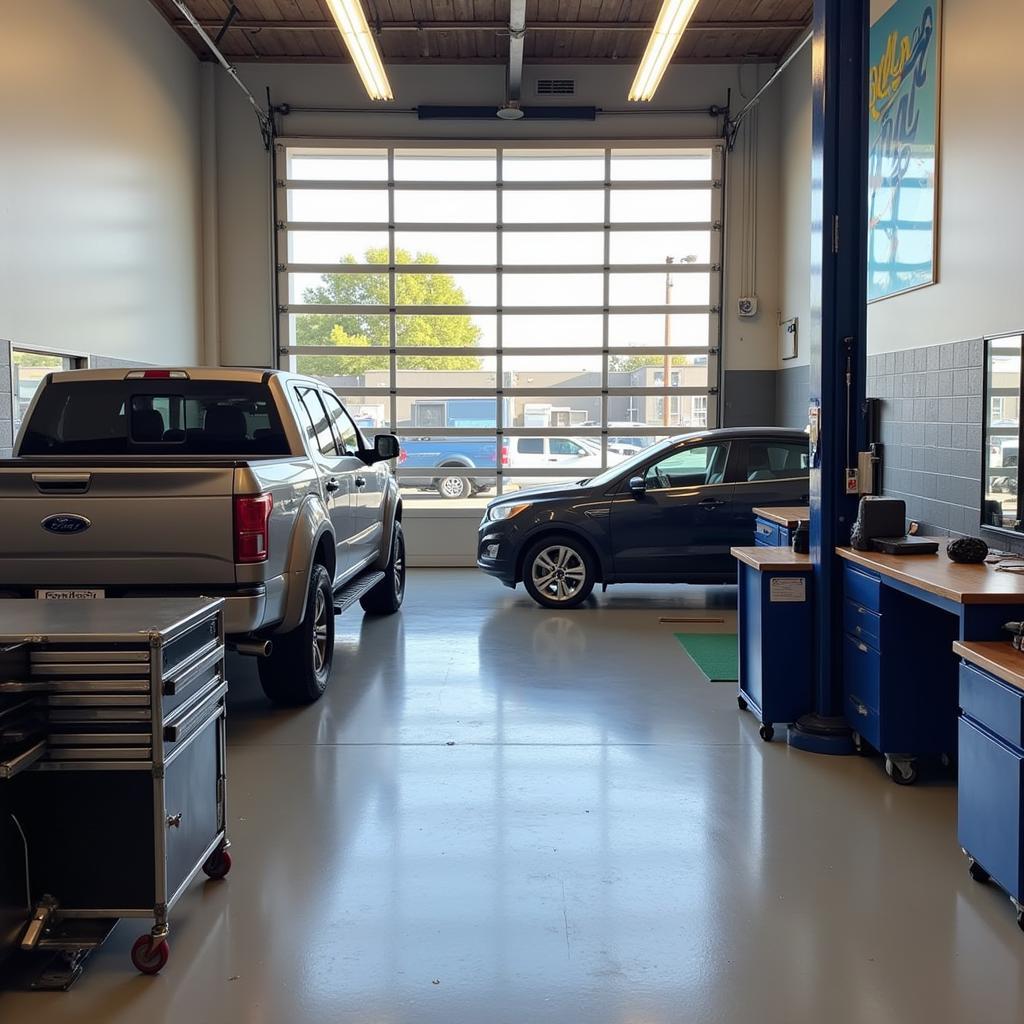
[0,465,237,586]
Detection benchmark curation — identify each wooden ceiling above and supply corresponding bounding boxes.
[151,1,811,65]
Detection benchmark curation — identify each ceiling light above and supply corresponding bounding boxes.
[496,101,525,120]
[628,0,701,102]
[323,0,393,101]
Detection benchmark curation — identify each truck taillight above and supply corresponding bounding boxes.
[235,493,273,563]
[501,443,509,466]
[399,448,408,463]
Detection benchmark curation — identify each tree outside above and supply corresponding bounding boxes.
[295,247,484,376]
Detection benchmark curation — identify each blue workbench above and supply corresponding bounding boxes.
[732,546,815,742]
[753,506,808,549]
[837,547,1024,784]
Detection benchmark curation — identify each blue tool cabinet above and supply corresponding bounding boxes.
[956,650,1024,932]
[734,548,814,742]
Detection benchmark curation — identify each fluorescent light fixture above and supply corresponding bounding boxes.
[628,0,701,102]
[324,0,394,101]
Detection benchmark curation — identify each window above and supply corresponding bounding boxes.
[983,335,1023,533]
[517,438,543,455]
[745,441,809,481]
[322,390,361,455]
[644,443,731,490]
[277,142,723,507]
[296,388,338,458]
[12,348,85,436]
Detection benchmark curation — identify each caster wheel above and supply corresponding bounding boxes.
[131,934,169,975]
[758,724,775,742]
[1017,908,1024,935]
[885,757,918,785]
[968,859,990,884]
[202,848,232,881]
[851,731,864,754]
[737,695,749,712]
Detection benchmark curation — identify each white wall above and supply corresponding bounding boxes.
[866,0,1024,352]
[215,60,783,375]
[776,44,812,370]
[0,0,203,365]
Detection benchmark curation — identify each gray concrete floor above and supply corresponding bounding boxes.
[4,569,1024,1022]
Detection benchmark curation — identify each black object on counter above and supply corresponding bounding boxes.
[947,536,989,564]
[791,521,809,554]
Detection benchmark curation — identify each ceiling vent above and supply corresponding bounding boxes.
[536,79,575,97]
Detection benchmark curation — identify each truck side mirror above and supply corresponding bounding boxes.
[628,476,647,498]
[371,434,400,463]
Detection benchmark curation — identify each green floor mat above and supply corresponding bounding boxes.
[675,633,739,682]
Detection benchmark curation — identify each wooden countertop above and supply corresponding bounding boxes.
[753,506,809,529]
[837,547,1024,604]
[732,546,814,572]
[953,641,1024,694]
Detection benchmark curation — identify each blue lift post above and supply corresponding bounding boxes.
[788,0,870,754]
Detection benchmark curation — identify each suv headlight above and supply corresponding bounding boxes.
[488,502,530,523]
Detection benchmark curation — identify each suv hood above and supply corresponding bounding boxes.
[488,479,598,507]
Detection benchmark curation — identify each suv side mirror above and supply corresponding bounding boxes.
[370,433,400,463]
[628,475,647,498]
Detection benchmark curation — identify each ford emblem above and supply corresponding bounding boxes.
[41,514,92,535]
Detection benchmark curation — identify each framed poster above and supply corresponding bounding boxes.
[867,0,941,302]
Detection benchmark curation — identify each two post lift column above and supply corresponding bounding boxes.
[787,0,870,754]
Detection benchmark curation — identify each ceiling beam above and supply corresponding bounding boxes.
[168,18,808,34]
[219,54,782,66]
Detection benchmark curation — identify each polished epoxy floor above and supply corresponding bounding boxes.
[5,569,1024,1022]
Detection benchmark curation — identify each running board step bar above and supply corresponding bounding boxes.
[333,571,386,615]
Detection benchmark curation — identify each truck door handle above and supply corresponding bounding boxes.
[355,477,367,488]
[698,498,725,509]
[325,478,341,493]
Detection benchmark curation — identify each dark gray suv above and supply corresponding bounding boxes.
[477,427,810,608]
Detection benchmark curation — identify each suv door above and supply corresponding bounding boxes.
[609,439,738,579]
[731,438,811,543]
[293,386,362,584]
[322,390,383,567]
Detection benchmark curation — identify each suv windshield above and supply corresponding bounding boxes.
[585,434,698,489]
[20,379,291,456]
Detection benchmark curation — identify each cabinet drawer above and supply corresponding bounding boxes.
[843,633,881,714]
[960,662,1024,748]
[846,693,881,749]
[755,520,779,546]
[958,716,1024,900]
[844,564,881,612]
[843,599,881,648]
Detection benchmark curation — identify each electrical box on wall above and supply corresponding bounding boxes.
[738,296,759,317]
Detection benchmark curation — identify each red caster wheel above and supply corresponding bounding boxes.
[131,934,169,975]
[202,847,232,880]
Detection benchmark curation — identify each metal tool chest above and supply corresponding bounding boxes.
[0,598,230,982]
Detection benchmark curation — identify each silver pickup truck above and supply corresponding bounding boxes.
[0,368,405,705]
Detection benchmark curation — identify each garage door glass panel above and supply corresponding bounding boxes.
[394,148,496,180]
[502,149,605,181]
[287,148,388,181]
[278,141,721,511]
[503,191,605,224]
[394,190,496,223]
[287,190,388,223]
[610,148,714,181]
[287,231,389,264]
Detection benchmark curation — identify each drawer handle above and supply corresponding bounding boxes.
[855,625,862,634]
[167,813,182,829]
[850,696,869,717]
[858,606,865,614]
[857,642,868,653]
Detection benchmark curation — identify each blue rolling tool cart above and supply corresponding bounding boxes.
[732,546,815,742]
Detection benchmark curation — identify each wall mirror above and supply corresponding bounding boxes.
[982,333,1024,534]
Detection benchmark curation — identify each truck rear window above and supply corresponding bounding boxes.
[19,380,291,456]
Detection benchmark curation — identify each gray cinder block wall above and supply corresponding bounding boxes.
[0,341,12,458]
[865,338,1024,551]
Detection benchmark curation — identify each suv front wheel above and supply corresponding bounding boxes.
[522,536,596,609]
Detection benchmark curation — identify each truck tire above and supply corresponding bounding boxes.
[436,471,471,500]
[258,563,334,705]
[361,523,406,615]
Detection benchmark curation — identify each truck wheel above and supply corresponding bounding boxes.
[361,523,406,615]
[258,563,334,705]
[522,536,596,609]
[436,474,471,500]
